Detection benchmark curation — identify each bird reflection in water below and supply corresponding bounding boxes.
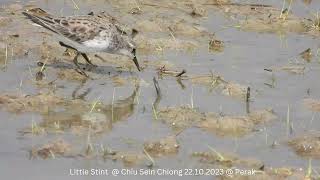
[38,84,139,134]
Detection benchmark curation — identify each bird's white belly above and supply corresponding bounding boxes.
[55,33,112,53]
[82,38,110,52]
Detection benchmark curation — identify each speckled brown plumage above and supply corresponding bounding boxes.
[22,8,141,76]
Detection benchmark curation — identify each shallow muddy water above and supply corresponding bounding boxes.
[0,0,320,179]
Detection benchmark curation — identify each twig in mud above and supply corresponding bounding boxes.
[246,87,250,114]
[279,0,293,20]
[263,127,269,146]
[153,77,161,97]
[264,83,273,88]
[11,47,13,58]
[176,78,186,89]
[157,65,166,74]
[287,0,293,17]
[246,87,250,102]
[157,65,187,77]
[85,125,93,155]
[143,148,155,167]
[176,69,186,77]
[312,166,320,179]
[40,61,46,72]
[311,12,320,31]
[264,68,276,88]
[4,43,7,69]
[89,96,101,113]
[152,103,158,120]
[133,0,141,11]
[70,0,80,10]
[190,86,194,109]
[174,129,184,137]
[246,101,250,114]
[300,48,312,62]
[152,77,161,112]
[206,144,225,161]
[316,48,320,62]
[168,27,177,43]
[36,59,48,81]
[19,77,23,92]
[286,104,294,137]
[209,70,228,85]
[111,88,115,122]
[48,78,58,86]
[306,158,312,178]
[28,65,33,78]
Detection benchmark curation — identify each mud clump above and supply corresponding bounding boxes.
[199,113,254,137]
[300,48,312,62]
[105,151,147,167]
[209,3,309,34]
[190,74,226,86]
[279,65,305,74]
[199,109,276,137]
[209,39,224,53]
[0,93,65,113]
[219,167,306,180]
[134,13,210,37]
[240,18,308,34]
[190,74,248,100]
[303,98,320,112]
[307,16,320,37]
[193,149,306,179]
[158,106,205,132]
[192,150,263,169]
[189,3,207,18]
[0,16,12,27]
[158,106,275,137]
[288,133,320,158]
[144,136,179,157]
[221,83,247,99]
[30,139,71,159]
[265,64,306,74]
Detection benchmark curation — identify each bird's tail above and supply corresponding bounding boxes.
[22,8,58,34]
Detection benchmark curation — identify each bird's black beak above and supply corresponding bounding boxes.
[133,56,141,71]
[132,48,141,71]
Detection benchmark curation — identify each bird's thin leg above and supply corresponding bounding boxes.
[81,53,96,66]
[60,41,95,67]
[59,41,76,56]
[73,52,88,77]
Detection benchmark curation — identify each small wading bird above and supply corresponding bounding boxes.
[22,8,141,77]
